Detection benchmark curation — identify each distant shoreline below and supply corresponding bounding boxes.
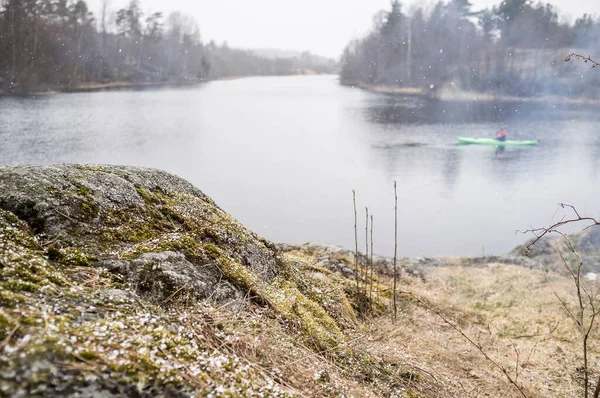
[0,80,204,97]
[0,71,334,97]
[341,80,600,105]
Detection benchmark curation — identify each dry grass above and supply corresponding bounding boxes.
[198,303,378,397]
[360,262,600,397]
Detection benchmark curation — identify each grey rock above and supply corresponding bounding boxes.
[0,164,208,239]
[124,251,242,305]
[315,257,355,278]
[0,165,281,307]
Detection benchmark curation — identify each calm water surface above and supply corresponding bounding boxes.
[2,75,600,257]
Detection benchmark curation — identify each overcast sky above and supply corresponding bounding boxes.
[91,0,600,58]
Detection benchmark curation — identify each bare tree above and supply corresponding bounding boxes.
[340,1,595,98]
[0,0,336,92]
[523,204,600,398]
[101,0,111,56]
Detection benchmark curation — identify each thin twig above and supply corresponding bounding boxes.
[593,375,600,398]
[393,181,398,323]
[507,338,520,383]
[352,190,360,295]
[409,364,438,383]
[54,209,79,223]
[542,269,578,326]
[365,207,369,295]
[565,53,600,69]
[161,283,190,306]
[518,203,599,254]
[369,215,374,312]
[0,325,19,350]
[399,291,529,398]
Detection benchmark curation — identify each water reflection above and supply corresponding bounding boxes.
[494,146,505,158]
[442,148,461,192]
[366,93,600,126]
[361,91,600,194]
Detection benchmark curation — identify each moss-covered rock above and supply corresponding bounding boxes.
[0,164,370,397]
[0,165,284,304]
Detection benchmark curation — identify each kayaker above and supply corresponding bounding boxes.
[496,129,507,142]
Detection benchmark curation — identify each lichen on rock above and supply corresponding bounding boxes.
[0,164,368,397]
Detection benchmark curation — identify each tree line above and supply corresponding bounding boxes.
[0,0,336,93]
[340,0,600,98]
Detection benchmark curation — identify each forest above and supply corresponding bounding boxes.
[0,0,336,93]
[340,0,600,98]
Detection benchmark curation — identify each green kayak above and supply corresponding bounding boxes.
[457,136,539,146]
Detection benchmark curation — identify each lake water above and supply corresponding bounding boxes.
[2,75,600,257]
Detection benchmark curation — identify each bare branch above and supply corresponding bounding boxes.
[352,190,360,294]
[507,338,521,383]
[393,181,398,323]
[526,206,600,398]
[365,207,369,294]
[399,291,529,398]
[557,246,578,284]
[369,215,374,312]
[565,53,600,69]
[542,269,579,328]
[518,203,599,254]
[594,375,600,398]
